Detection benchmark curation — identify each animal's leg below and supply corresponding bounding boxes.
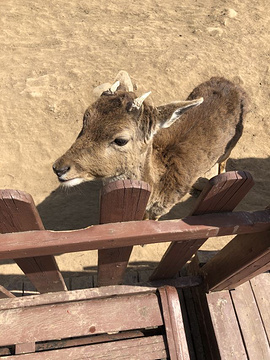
[192,177,209,191]
[218,159,227,174]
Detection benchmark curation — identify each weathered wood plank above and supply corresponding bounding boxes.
[15,342,35,355]
[0,291,163,346]
[98,180,151,286]
[206,291,247,359]
[0,209,269,260]
[0,190,66,293]
[150,171,254,280]
[0,285,155,310]
[202,230,270,291]
[0,285,15,298]
[36,330,146,352]
[0,336,167,359]
[250,273,270,343]
[230,281,270,359]
[159,286,190,360]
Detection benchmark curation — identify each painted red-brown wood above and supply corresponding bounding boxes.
[36,330,146,352]
[250,273,270,341]
[98,180,151,286]
[202,230,270,291]
[206,291,247,359]
[0,285,154,311]
[0,291,163,347]
[4,336,167,359]
[15,342,35,355]
[150,171,254,280]
[158,286,190,360]
[0,209,269,260]
[0,190,66,293]
[230,281,270,359]
[0,285,15,298]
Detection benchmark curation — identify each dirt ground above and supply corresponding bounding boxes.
[0,0,269,280]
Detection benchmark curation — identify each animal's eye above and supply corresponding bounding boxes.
[113,138,129,146]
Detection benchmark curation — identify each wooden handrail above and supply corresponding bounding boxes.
[0,209,269,260]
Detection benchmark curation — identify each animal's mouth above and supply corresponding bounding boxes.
[59,177,85,187]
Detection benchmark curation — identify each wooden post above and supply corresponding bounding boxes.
[0,190,67,293]
[150,171,254,281]
[97,180,151,286]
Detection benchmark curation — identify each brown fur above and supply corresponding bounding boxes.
[53,75,248,220]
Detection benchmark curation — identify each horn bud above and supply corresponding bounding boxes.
[109,80,120,94]
[130,91,151,111]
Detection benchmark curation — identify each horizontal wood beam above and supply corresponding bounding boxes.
[202,230,270,291]
[0,210,269,260]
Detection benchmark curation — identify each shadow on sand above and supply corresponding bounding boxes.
[37,156,270,230]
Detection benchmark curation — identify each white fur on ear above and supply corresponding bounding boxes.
[161,97,204,128]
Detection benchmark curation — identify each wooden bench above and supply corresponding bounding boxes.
[0,171,269,359]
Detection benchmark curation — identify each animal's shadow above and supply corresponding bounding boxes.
[37,157,270,231]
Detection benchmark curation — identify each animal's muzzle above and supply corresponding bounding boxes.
[52,164,70,179]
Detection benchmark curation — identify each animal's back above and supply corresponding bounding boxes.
[154,77,248,168]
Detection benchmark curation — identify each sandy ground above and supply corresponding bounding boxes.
[0,0,269,281]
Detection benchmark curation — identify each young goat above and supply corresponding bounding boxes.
[53,71,248,219]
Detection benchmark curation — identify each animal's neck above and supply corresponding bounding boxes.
[140,143,163,189]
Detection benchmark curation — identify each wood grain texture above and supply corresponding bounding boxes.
[0,209,269,260]
[0,285,155,310]
[98,180,151,286]
[0,336,167,359]
[206,291,247,359]
[0,189,66,293]
[0,285,15,298]
[230,281,270,359]
[202,230,270,291]
[150,171,255,280]
[158,286,190,360]
[250,273,270,343]
[0,291,163,346]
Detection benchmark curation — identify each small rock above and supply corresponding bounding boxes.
[227,8,238,18]
[207,27,223,37]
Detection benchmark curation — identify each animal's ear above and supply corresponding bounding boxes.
[114,70,134,92]
[93,71,134,98]
[157,97,203,129]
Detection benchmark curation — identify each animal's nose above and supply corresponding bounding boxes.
[52,165,70,178]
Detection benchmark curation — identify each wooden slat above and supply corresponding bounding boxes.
[0,190,66,293]
[150,171,254,280]
[206,291,247,359]
[0,291,163,346]
[98,180,151,286]
[202,230,270,291]
[0,285,15,298]
[35,330,146,352]
[15,342,35,355]
[158,286,190,360]
[0,285,155,311]
[187,255,221,360]
[230,281,270,359]
[0,209,269,260]
[250,273,270,342]
[3,336,167,360]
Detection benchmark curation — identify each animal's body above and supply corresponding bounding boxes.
[53,72,248,219]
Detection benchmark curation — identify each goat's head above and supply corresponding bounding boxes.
[53,71,203,186]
